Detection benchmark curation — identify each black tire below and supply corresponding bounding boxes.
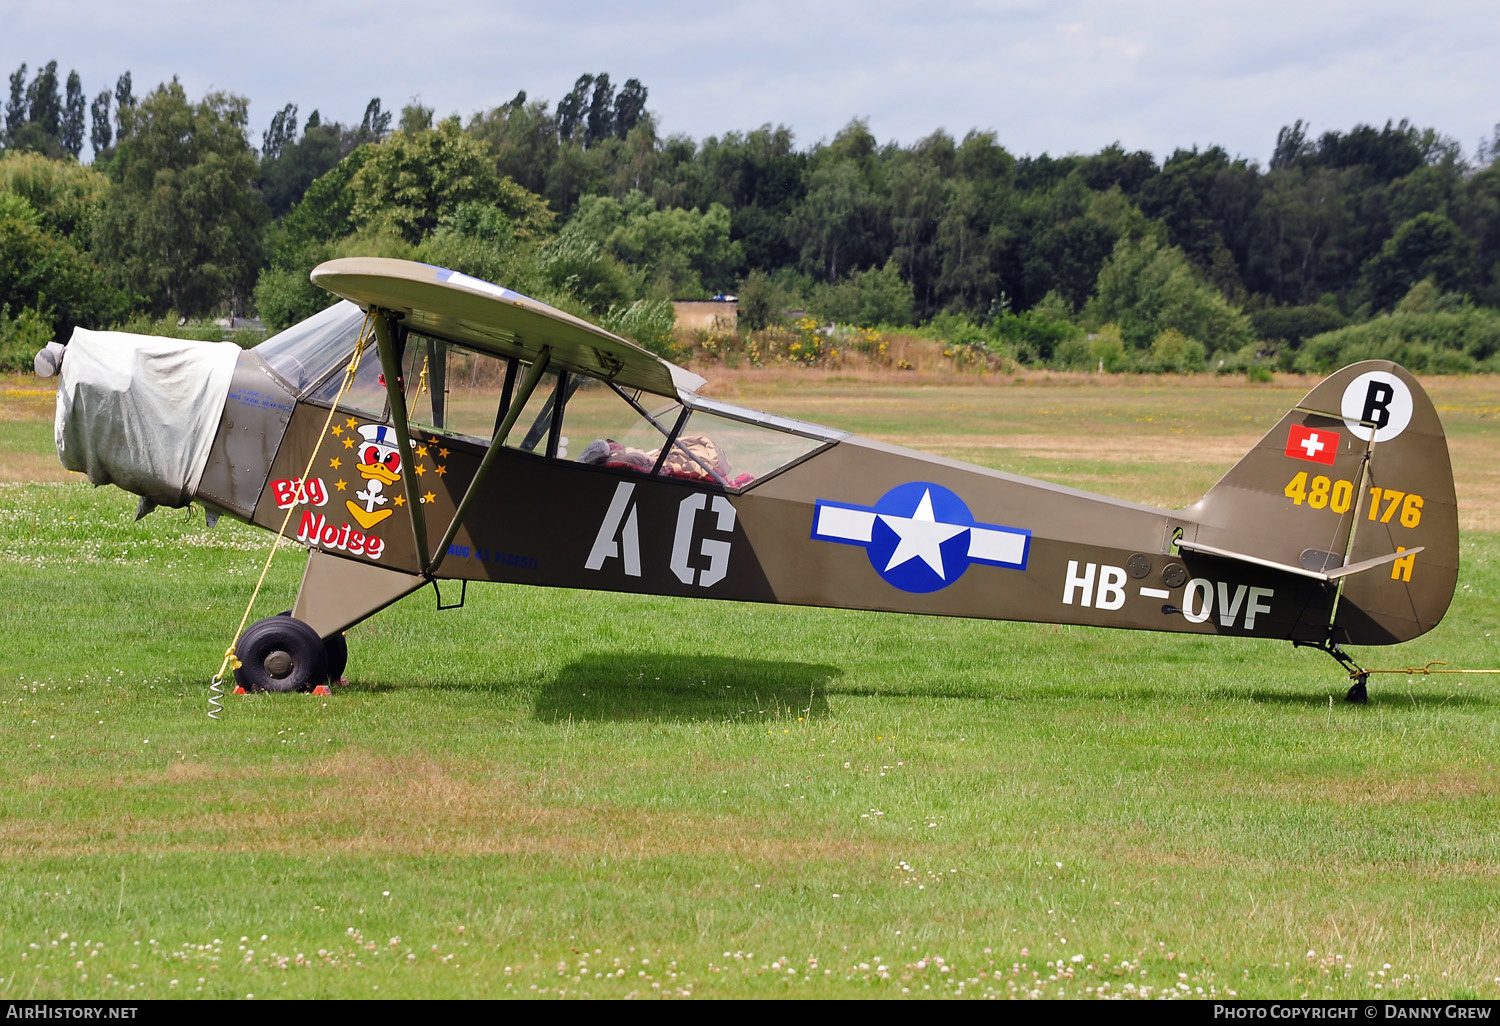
[233,616,328,693]
[324,632,348,682]
[276,610,348,682]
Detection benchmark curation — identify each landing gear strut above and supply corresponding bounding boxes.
[1294,638,1370,704]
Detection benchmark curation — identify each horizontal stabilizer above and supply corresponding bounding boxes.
[1178,539,1423,582]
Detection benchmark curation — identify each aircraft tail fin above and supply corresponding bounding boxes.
[1179,361,1457,645]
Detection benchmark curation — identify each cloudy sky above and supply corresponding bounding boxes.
[7,0,1498,165]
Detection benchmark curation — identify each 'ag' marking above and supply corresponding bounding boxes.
[671,494,737,587]
[585,482,641,577]
[586,483,737,588]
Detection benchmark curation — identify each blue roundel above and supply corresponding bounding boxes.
[865,482,976,593]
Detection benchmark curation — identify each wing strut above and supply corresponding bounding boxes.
[373,310,431,572]
[427,346,553,577]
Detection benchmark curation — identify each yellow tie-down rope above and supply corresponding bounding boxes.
[208,312,376,720]
[1354,661,1500,680]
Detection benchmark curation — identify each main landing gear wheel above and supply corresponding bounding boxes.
[277,610,347,683]
[234,616,328,693]
[323,632,348,682]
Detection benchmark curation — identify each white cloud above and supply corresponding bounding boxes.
[3,0,1497,164]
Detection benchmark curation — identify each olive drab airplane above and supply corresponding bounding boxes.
[40,258,1459,703]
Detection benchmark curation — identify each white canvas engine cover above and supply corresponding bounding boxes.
[55,328,241,507]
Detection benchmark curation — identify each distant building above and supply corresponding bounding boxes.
[672,298,738,332]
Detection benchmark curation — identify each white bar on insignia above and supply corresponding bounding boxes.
[968,526,1027,564]
[1139,587,1170,599]
[817,505,876,542]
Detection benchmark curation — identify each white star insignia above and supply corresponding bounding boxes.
[878,488,967,578]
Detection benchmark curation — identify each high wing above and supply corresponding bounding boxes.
[310,257,706,399]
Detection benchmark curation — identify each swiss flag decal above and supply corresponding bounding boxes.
[1285,424,1339,465]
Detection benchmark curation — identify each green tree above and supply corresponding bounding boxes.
[886,131,955,318]
[266,144,374,268]
[1246,165,1358,304]
[585,72,613,147]
[5,61,68,157]
[1086,235,1253,354]
[0,193,129,340]
[808,258,914,326]
[112,72,134,142]
[932,131,1017,316]
[89,90,111,156]
[417,201,549,297]
[736,268,786,329]
[262,103,297,160]
[258,115,345,218]
[61,71,84,159]
[0,150,111,236]
[94,80,268,315]
[4,65,25,148]
[398,102,433,135]
[349,119,554,244]
[1138,145,1261,275]
[1361,212,1477,310]
[613,78,647,139]
[468,96,560,200]
[561,190,741,298]
[23,61,61,148]
[793,158,884,283]
[538,234,633,313]
[556,74,593,143]
[356,98,390,143]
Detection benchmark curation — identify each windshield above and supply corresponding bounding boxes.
[254,301,367,392]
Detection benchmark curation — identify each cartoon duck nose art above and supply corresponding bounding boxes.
[348,424,402,529]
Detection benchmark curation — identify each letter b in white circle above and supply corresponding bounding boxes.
[1341,370,1413,442]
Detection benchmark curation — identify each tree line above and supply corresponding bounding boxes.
[3,61,1499,374]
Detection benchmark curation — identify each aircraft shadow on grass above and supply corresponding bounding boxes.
[532,652,841,723]
[1226,686,1496,709]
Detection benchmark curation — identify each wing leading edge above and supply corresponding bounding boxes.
[309,257,706,399]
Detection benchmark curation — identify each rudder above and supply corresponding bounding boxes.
[1179,361,1458,645]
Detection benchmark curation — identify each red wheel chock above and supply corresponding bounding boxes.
[231,685,332,695]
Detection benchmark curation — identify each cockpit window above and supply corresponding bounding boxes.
[401,334,512,443]
[254,301,367,391]
[569,385,834,488]
[310,342,387,417]
[290,317,838,489]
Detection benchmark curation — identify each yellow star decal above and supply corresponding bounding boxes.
[438,447,450,459]
[393,495,405,506]
[414,464,426,476]
[343,437,355,449]
[345,417,358,429]
[422,491,437,505]
[329,457,342,470]
[435,464,447,476]
[331,425,342,436]
[334,479,347,491]
[416,445,429,458]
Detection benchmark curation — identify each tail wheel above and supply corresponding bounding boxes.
[234,616,328,693]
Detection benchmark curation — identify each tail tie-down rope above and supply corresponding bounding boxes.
[1355,661,1500,680]
[208,312,375,720]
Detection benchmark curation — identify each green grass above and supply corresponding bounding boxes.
[1,375,1499,999]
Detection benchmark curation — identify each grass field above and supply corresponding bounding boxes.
[1,370,1498,1000]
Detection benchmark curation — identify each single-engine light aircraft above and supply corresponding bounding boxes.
[41,258,1458,703]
